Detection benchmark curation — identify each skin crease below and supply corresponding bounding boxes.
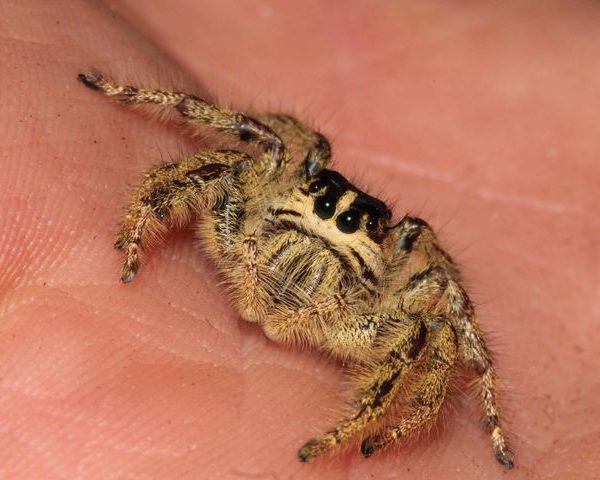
[1,0,599,478]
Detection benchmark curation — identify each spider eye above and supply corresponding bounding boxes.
[336,209,361,234]
[314,193,337,219]
[309,180,325,193]
[366,215,379,232]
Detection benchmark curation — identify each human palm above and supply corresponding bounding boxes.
[1,1,599,479]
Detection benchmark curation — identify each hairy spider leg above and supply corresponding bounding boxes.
[391,216,514,468]
[258,113,331,177]
[298,317,428,462]
[78,72,289,178]
[361,320,456,455]
[113,150,250,282]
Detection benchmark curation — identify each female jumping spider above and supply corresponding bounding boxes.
[78,71,514,468]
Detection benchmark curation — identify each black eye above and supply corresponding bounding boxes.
[314,193,337,219]
[336,209,361,234]
[366,215,379,232]
[309,180,325,193]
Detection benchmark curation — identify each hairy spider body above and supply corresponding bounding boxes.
[78,71,514,468]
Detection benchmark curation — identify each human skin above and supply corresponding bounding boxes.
[1,0,599,478]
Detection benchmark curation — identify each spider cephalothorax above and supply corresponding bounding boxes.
[78,71,514,468]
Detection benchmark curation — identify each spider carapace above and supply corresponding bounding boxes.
[78,71,514,468]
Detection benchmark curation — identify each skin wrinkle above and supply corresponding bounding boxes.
[1,0,599,479]
[355,148,583,217]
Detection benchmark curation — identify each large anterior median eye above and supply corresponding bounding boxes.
[314,193,337,219]
[336,209,361,234]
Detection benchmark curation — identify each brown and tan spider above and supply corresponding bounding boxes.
[78,71,514,469]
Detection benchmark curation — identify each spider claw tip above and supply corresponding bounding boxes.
[77,72,101,90]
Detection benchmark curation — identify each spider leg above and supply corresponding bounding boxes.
[261,288,347,347]
[320,313,385,360]
[391,215,514,468]
[298,316,428,463]
[361,319,457,456]
[445,278,515,468]
[257,113,331,176]
[78,72,288,178]
[115,150,250,282]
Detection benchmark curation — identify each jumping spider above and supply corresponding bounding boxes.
[78,71,514,468]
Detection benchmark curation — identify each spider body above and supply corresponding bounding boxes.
[78,71,514,468]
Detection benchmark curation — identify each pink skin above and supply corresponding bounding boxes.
[1,0,599,478]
